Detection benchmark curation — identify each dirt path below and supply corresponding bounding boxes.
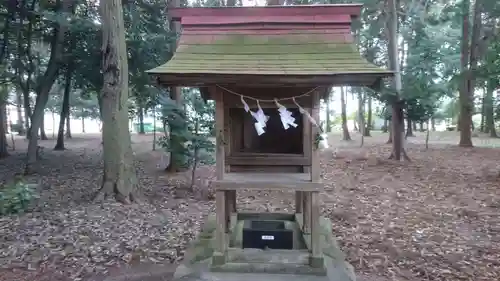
[0,132,499,281]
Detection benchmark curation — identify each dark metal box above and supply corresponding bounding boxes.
[242,220,293,250]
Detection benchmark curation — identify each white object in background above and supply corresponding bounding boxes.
[249,101,269,135]
[241,96,250,112]
[293,97,319,128]
[275,99,298,130]
[319,133,329,149]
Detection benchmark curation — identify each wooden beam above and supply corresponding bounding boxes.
[226,155,310,166]
[155,73,392,88]
[168,5,364,21]
[215,89,225,180]
[212,172,323,191]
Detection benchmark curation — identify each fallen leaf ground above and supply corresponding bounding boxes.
[0,131,499,281]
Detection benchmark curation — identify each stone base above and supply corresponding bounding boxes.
[173,213,356,281]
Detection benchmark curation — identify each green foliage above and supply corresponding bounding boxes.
[0,179,38,216]
[157,88,215,170]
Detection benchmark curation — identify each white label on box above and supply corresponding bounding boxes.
[261,235,274,240]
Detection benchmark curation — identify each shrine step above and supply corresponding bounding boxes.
[210,248,326,276]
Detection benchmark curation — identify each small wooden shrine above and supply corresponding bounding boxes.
[148,4,392,279]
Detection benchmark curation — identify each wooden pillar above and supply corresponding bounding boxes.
[213,89,227,265]
[214,190,227,265]
[309,90,323,268]
[311,90,321,182]
[298,101,312,213]
[310,191,322,268]
[302,191,311,234]
[295,191,303,213]
[228,190,236,213]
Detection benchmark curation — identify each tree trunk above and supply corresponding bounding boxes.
[419,121,424,132]
[52,111,55,138]
[152,106,156,150]
[365,95,372,136]
[387,120,392,143]
[0,102,8,158]
[458,0,474,147]
[382,118,388,132]
[357,90,366,146]
[2,104,7,134]
[23,90,31,136]
[25,0,70,172]
[412,121,417,132]
[325,96,331,133]
[166,0,188,172]
[15,89,25,135]
[431,118,436,131]
[40,113,48,140]
[406,118,415,137]
[485,80,498,137]
[138,107,145,134]
[387,0,409,161]
[81,116,85,133]
[340,86,351,141]
[480,95,485,132]
[65,114,72,138]
[94,0,138,203]
[54,67,72,150]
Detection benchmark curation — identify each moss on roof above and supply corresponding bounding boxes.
[147,33,389,76]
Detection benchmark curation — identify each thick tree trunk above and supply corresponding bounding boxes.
[382,118,388,132]
[15,89,25,135]
[65,114,72,138]
[340,86,351,141]
[458,0,474,147]
[138,107,145,134]
[94,0,138,203]
[419,121,424,132]
[387,0,409,161]
[54,68,72,150]
[26,0,70,173]
[406,118,415,137]
[40,113,48,140]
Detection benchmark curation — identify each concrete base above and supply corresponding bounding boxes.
[173,213,356,281]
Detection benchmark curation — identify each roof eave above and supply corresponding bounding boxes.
[150,72,394,88]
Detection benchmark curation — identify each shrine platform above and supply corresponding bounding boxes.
[171,214,356,281]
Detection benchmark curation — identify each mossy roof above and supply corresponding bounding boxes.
[147,8,392,87]
[148,33,389,76]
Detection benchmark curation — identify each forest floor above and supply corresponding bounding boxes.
[0,131,499,281]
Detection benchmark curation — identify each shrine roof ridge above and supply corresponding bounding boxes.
[168,4,363,22]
